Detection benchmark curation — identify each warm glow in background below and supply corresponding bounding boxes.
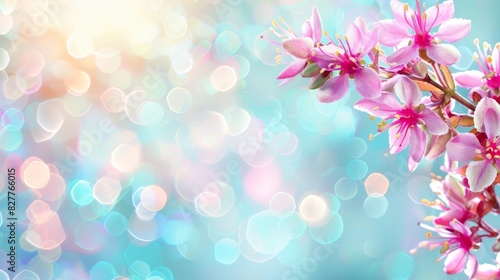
[0,0,499,279]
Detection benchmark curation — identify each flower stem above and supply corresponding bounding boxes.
[450,91,476,111]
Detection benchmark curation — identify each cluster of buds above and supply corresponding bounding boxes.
[263,0,500,278]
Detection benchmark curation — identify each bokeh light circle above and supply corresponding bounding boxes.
[364,173,389,197]
[334,177,358,200]
[214,238,240,265]
[363,196,389,218]
[211,65,237,92]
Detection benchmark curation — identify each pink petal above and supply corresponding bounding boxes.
[426,44,461,66]
[394,75,421,106]
[316,74,349,103]
[464,255,478,280]
[277,59,307,79]
[376,19,411,47]
[354,93,401,117]
[484,107,500,139]
[450,219,472,237]
[454,70,484,89]
[386,45,419,66]
[353,67,381,99]
[466,160,497,192]
[420,108,448,135]
[301,20,312,39]
[446,133,482,162]
[345,17,370,52]
[444,248,468,275]
[467,263,500,280]
[390,0,414,28]
[426,132,451,160]
[278,77,294,86]
[424,0,454,30]
[310,7,322,44]
[436,18,471,43]
[408,127,425,171]
[282,37,313,59]
[475,97,500,133]
[389,125,410,154]
[493,46,500,73]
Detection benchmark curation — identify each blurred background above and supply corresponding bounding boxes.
[0,0,499,279]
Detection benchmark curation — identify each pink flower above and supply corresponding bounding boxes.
[446,97,500,192]
[311,17,381,103]
[264,8,322,85]
[417,219,478,277]
[455,40,500,94]
[465,254,500,280]
[354,75,448,171]
[376,0,471,65]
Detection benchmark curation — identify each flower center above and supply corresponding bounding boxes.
[484,137,500,161]
[486,75,500,89]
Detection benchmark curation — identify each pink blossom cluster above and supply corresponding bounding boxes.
[264,0,500,278]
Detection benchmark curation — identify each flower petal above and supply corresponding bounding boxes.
[389,125,410,154]
[454,70,484,89]
[386,45,419,66]
[282,37,313,59]
[436,18,471,43]
[444,248,468,275]
[354,67,381,99]
[484,107,500,139]
[390,0,414,27]
[394,75,421,106]
[316,74,349,103]
[424,0,454,30]
[301,20,312,39]
[426,132,451,160]
[277,59,307,79]
[408,127,426,171]
[375,19,411,47]
[467,263,500,280]
[354,93,401,117]
[310,7,322,44]
[464,255,478,280]
[420,108,448,135]
[427,44,461,66]
[466,160,497,192]
[446,133,482,162]
[475,97,500,133]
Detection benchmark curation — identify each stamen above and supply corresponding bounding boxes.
[474,38,479,46]
[373,106,379,111]
[369,115,375,120]
[476,149,482,154]
[394,113,400,119]
[426,232,432,238]
[423,215,435,222]
[369,134,374,141]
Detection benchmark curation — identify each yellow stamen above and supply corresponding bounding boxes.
[429,244,440,251]
[423,215,435,222]
[323,30,328,36]
[473,52,479,62]
[374,106,379,111]
[395,133,401,139]
[409,249,417,255]
[476,149,482,154]
[487,154,493,160]
[349,57,357,63]
[474,38,479,45]
[272,20,278,27]
[404,3,409,11]
[343,35,348,41]
[488,55,493,63]
[426,232,432,238]
[394,113,400,119]
[369,115,375,120]
[311,51,316,56]
[279,16,285,23]
[483,41,490,50]
[369,134,374,141]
